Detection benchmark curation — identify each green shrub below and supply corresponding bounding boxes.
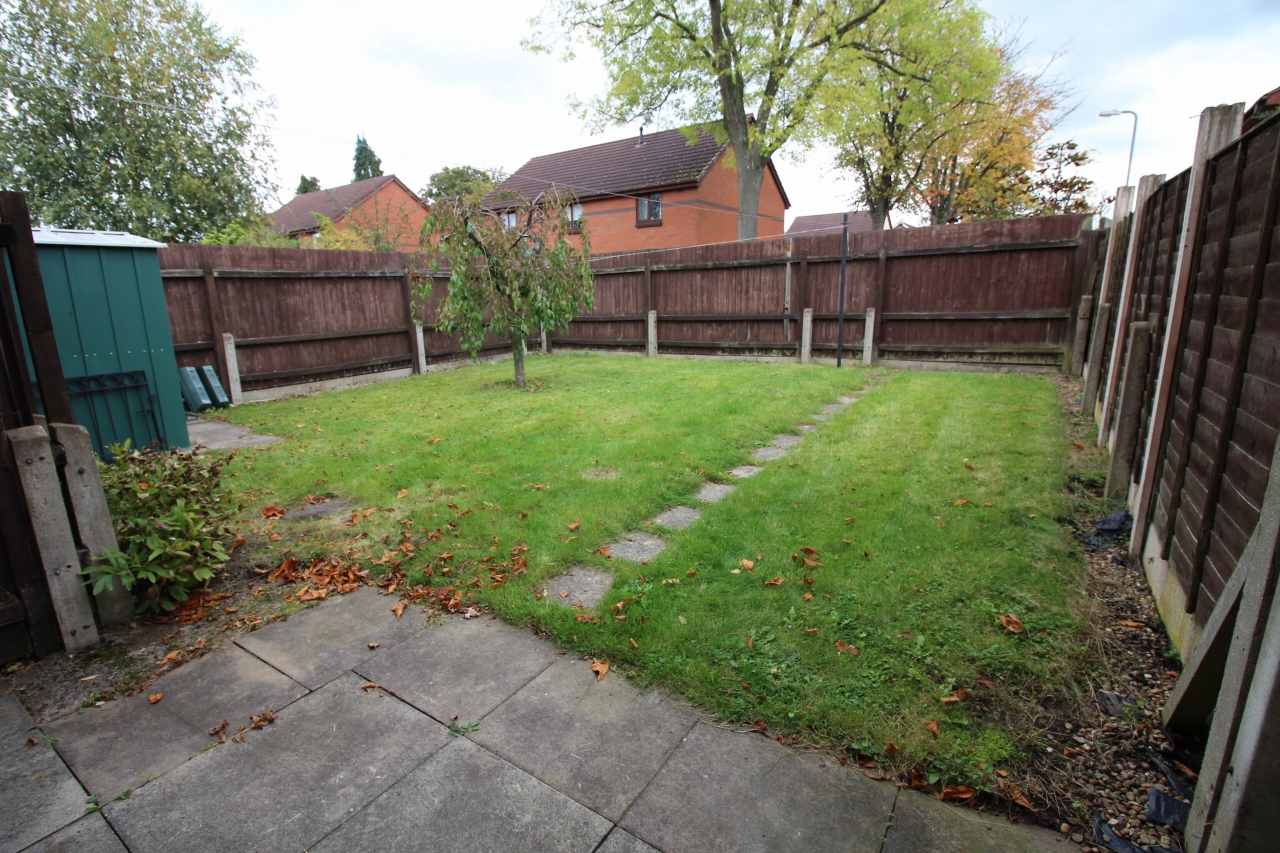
[83,442,236,612]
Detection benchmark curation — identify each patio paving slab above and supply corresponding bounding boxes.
[620,722,896,853]
[184,418,281,450]
[697,482,735,502]
[149,645,308,733]
[839,396,859,404]
[654,505,701,530]
[822,403,846,412]
[18,814,126,853]
[43,691,208,802]
[309,737,611,853]
[356,617,558,724]
[729,465,762,478]
[798,424,816,432]
[751,446,787,462]
[104,673,448,853]
[544,567,614,608]
[812,413,831,421]
[471,656,697,821]
[597,829,661,853]
[882,789,1067,853]
[236,585,425,689]
[1,692,87,853]
[772,434,803,447]
[608,531,666,563]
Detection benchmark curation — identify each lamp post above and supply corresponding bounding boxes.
[1100,109,1138,187]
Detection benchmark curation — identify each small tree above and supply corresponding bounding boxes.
[423,189,594,388]
[296,175,321,194]
[353,135,383,181]
[422,165,502,205]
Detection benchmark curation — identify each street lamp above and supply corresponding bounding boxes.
[1100,109,1138,187]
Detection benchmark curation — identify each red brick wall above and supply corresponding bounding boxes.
[342,182,429,250]
[571,149,787,254]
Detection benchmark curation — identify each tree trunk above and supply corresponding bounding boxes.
[869,199,891,231]
[511,332,526,389]
[735,156,766,241]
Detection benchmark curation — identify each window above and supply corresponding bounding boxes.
[567,202,584,233]
[636,192,662,226]
[501,211,518,229]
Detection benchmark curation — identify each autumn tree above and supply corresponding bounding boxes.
[533,0,912,240]
[422,165,502,205]
[353,135,383,181]
[423,189,594,388]
[0,0,273,242]
[296,175,321,194]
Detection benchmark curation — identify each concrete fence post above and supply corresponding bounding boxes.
[6,425,99,650]
[540,324,548,355]
[800,308,813,364]
[50,423,133,624]
[221,333,243,404]
[1081,302,1113,420]
[1069,295,1093,376]
[1105,321,1152,500]
[862,308,876,366]
[414,325,428,373]
[646,310,657,357]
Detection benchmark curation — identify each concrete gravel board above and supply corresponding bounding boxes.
[236,586,425,689]
[43,691,208,802]
[608,532,666,563]
[148,645,308,733]
[356,617,558,724]
[882,789,1068,853]
[654,506,701,530]
[1,692,88,853]
[621,722,896,853]
[309,737,611,853]
[16,814,126,853]
[470,656,697,821]
[544,567,614,608]
[104,673,448,853]
[697,483,735,503]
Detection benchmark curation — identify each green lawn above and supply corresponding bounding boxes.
[220,354,1089,786]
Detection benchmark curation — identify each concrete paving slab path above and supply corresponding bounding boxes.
[822,403,846,413]
[697,482,735,502]
[798,424,816,432]
[729,465,762,478]
[148,644,307,733]
[544,567,615,608]
[184,419,281,450]
[597,829,661,853]
[310,737,612,853]
[883,787,1067,852]
[772,434,803,448]
[104,673,449,853]
[356,617,558,723]
[1,692,88,853]
[236,585,424,688]
[19,814,127,853]
[654,506,700,530]
[471,656,697,821]
[750,446,787,462]
[607,532,666,563]
[812,413,831,421]
[839,396,859,404]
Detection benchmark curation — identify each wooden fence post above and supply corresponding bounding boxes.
[1130,103,1246,558]
[221,333,243,404]
[862,308,875,366]
[1099,174,1164,447]
[1105,321,1152,500]
[201,261,231,388]
[1069,295,1093,376]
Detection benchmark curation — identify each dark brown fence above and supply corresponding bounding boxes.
[568,214,1098,368]
[1139,113,1280,623]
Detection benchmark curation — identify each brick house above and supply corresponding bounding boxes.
[785,211,875,237]
[483,128,790,254]
[270,175,429,249]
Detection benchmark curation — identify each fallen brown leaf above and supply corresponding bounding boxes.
[368,642,381,649]
[1117,619,1146,628]
[1000,613,1024,634]
[763,577,784,586]
[260,506,285,519]
[739,559,755,571]
[396,488,408,499]
[428,438,444,444]
[940,785,976,801]
[591,659,610,681]
[25,737,38,746]
[804,628,819,635]
[148,693,163,704]
[628,637,638,649]
[391,601,407,620]
[360,681,381,692]
[863,770,886,781]
[924,720,939,736]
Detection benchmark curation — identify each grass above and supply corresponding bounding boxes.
[219,353,1090,786]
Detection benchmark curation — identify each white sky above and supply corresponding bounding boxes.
[200,0,1280,225]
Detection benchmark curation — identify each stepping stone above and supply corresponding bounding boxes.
[543,567,615,608]
[237,586,426,689]
[655,506,701,530]
[608,532,666,563]
[185,418,281,450]
[797,425,816,433]
[470,656,698,821]
[357,617,558,723]
[822,403,845,413]
[811,413,831,422]
[772,434,803,448]
[838,396,859,404]
[284,499,352,520]
[2,691,91,853]
[697,482,735,503]
[751,447,787,462]
[309,737,612,853]
[620,722,897,853]
[105,673,448,853]
[729,465,762,479]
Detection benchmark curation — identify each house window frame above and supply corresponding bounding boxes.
[567,202,584,234]
[636,192,663,227]
[501,210,518,229]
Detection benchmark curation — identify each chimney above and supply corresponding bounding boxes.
[637,126,645,147]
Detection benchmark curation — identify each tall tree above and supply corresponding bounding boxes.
[0,0,274,242]
[423,189,594,388]
[296,175,321,195]
[532,0,906,241]
[353,135,383,181]
[823,0,998,230]
[421,165,502,205]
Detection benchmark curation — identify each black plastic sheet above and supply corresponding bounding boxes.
[1086,509,1134,549]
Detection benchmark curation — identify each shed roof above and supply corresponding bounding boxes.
[31,228,167,249]
[785,211,875,237]
[269,175,420,235]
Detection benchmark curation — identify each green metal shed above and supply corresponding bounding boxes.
[25,228,189,457]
